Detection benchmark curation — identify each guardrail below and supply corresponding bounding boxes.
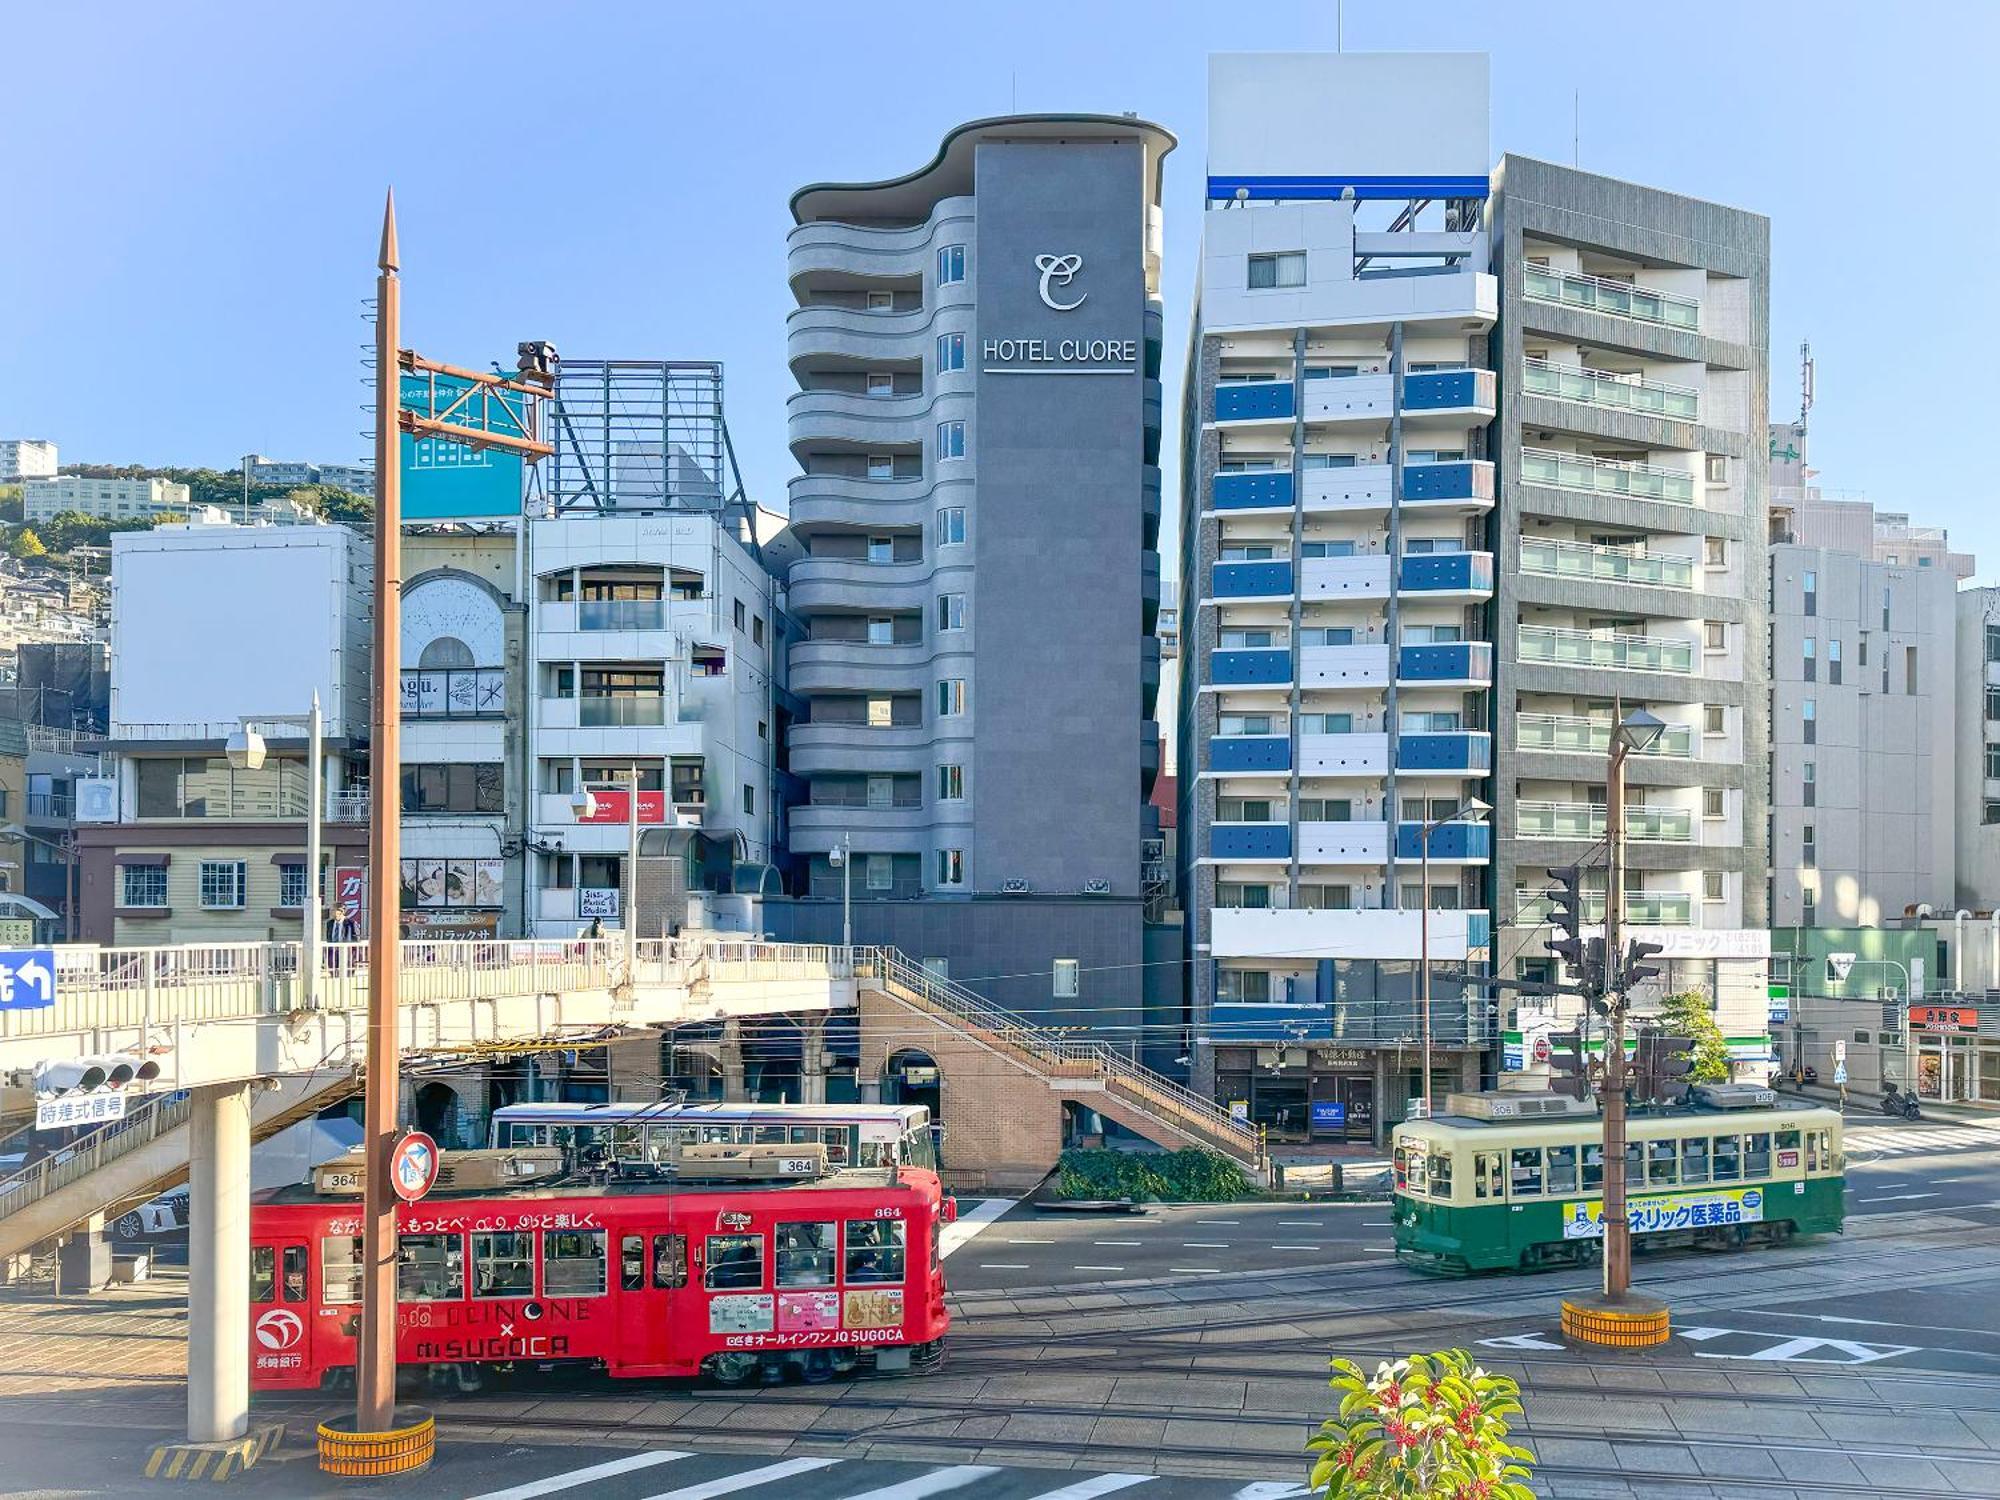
[0,1091,193,1227]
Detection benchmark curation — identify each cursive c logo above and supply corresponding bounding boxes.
[1035,253,1086,311]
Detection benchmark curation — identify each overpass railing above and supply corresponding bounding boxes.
[0,1090,194,1228]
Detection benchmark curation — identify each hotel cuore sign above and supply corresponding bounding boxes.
[981,252,1139,375]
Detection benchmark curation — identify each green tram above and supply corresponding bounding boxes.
[1390,1086,1845,1273]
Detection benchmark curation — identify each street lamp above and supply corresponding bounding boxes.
[228,692,323,1009]
[1416,796,1491,1121]
[1599,704,1667,1302]
[827,835,852,953]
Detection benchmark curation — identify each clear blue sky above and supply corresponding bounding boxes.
[8,2,1997,568]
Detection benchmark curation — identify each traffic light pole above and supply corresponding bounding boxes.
[1602,733,1632,1300]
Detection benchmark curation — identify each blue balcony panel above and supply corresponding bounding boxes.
[1212,823,1292,861]
[1209,735,1290,773]
[1394,821,1493,861]
[1402,369,1493,412]
[1215,381,1296,422]
[1403,461,1492,503]
[1467,911,1493,951]
[1397,732,1491,773]
[1211,648,1293,686]
[1212,1002,1332,1042]
[1399,552,1495,594]
[1212,470,1295,509]
[1212,560,1294,598]
[1396,642,1492,682]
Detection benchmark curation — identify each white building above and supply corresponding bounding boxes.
[1956,588,2000,910]
[314,463,374,494]
[524,512,784,937]
[0,439,58,482]
[244,455,317,488]
[23,474,189,523]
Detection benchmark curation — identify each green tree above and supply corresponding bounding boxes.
[8,526,46,559]
[1657,989,1731,1083]
[0,484,21,524]
[1308,1349,1535,1498]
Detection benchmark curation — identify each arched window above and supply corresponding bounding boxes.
[419,637,475,670]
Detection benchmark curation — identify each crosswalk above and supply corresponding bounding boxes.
[458,1449,1302,1500]
[1844,1118,2000,1157]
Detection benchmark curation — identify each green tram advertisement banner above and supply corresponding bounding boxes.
[1561,1186,1766,1239]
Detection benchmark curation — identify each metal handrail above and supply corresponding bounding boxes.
[0,1092,194,1225]
[866,948,1263,1165]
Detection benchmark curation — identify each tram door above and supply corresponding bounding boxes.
[617,1229,687,1371]
[248,1241,309,1381]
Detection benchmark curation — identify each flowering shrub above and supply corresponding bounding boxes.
[1306,1349,1535,1498]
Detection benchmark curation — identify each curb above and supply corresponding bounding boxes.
[144,1422,285,1482]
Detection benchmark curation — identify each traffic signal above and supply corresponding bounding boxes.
[1652,1033,1695,1104]
[1549,1030,1592,1101]
[1622,938,1666,991]
[32,1053,162,1094]
[1544,865,1587,971]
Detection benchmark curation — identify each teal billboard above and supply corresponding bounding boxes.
[399,369,526,520]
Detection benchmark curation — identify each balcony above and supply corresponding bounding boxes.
[1520,447,1695,506]
[1523,263,1700,331]
[1402,368,1496,414]
[1516,802,1693,842]
[1212,561,1293,599]
[330,791,370,823]
[1519,538,1694,590]
[577,599,666,631]
[1393,822,1492,861]
[1211,648,1293,686]
[1396,642,1493,685]
[1523,358,1698,421]
[1399,551,1495,596]
[1214,381,1294,422]
[1403,461,1495,504]
[402,667,506,719]
[1516,890,1693,927]
[1516,714,1694,759]
[1397,731,1491,773]
[1211,822,1291,861]
[1210,735,1290,773]
[1517,625,1694,675]
[1212,471,1293,511]
[574,694,667,728]
[24,791,72,822]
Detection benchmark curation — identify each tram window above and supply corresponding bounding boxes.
[1392,1146,1408,1191]
[700,1126,736,1145]
[622,1235,647,1292]
[845,1219,906,1283]
[653,1234,687,1289]
[859,1140,898,1168]
[828,1129,855,1166]
[789,1127,817,1145]
[704,1234,764,1290]
[1474,1152,1503,1200]
[1681,1137,1710,1184]
[1509,1148,1543,1196]
[1777,1128,1801,1158]
[322,1236,365,1304]
[1581,1144,1604,1192]
[543,1230,607,1296]
[1428,1152,1453,1200]
[756,1127,790,1144]
[1625,1143,1644,1187]
[1744,1133,1772,1178]
[1712,1136,1742,1182]
[612,1125,643,1160]
[1546,1145,1578,1194]
[283,1246,306,1301]
[904,1128,938,1173]
[776,1222,837,1287]
[251,1245,277,1303]
[397,1234,464,1301]
[472,1232,536,1298]
[1646,1139,1677,1186]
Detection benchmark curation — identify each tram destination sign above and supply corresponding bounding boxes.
[1910,1004,1978,1034]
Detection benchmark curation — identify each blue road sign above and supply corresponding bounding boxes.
[0,948,57,1010]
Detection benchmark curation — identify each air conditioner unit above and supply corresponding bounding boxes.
[999,877,1032,895]
[1081,878,1111,896]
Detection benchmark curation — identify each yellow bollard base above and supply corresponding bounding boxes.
[144,1423,286,1482]
[1561,1292,1671,1350]
[317,1407,435,1478]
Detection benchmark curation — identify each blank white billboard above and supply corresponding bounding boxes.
[1208,53,1489,184]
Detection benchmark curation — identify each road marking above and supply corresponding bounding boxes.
[1276,1220,1324,1227]
[1362,1247,1396,1254]
[1363,1221,1392,1227]
[468,1452,691,1499]
[1022,1475,1156,1498]
[1196,1219,1241,1225]
[1005,1238,1056,1245]
[1859,1192,1941,1203]
[938,1197,1016,1260]
[1094,1240,1143,1246]
[1073,1264,1125,1272]
[1182,1241,1231,1248]
[976,1263,1030,1270]
[1169,1266,1222,1274]
[1273,1243,1322,1250]
[833,1466,1005,1499]
[1228,1483,1316,1499]
[638,1458,840,1500]
[1478,1333,1564,1351]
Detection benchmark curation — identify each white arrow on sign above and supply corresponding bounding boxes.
[1477,1332,1566,1351]
[15,960,53,1001]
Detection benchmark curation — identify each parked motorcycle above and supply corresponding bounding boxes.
[1881,1081,1922,1121]
[1787,1063,1820,1089]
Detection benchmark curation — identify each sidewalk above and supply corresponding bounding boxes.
[1773,1082,1999,1123]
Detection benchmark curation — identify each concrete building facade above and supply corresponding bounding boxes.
[0,440,58,482]
[767,114,1172,1025]
[1488,152,1774,1074]
[1181,53,1500,1142]
[22,474,189,523]
[1956,588,2000,910]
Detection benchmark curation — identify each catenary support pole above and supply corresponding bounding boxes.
[304,691,322,1009]
[1603,729,1630,1300]
[186,1082,251,1442]
[357,188,403,1432]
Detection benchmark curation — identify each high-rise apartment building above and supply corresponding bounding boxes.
[1183,54,1500,1140]
[22,473,188,523]
[771,114,1173,1021]
[1489,154,1772,1062]
[0,439,58,482]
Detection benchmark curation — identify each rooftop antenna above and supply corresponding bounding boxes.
[1799,340,1815,432]
[1337,0,1344,50]
[1573,90,1580,168]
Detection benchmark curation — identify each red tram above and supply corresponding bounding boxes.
[248,1119,952,1392]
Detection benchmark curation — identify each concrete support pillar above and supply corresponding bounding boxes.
[800,1018,827,1105]
[187,1081,252,1444]
[719,1018,746,1101]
